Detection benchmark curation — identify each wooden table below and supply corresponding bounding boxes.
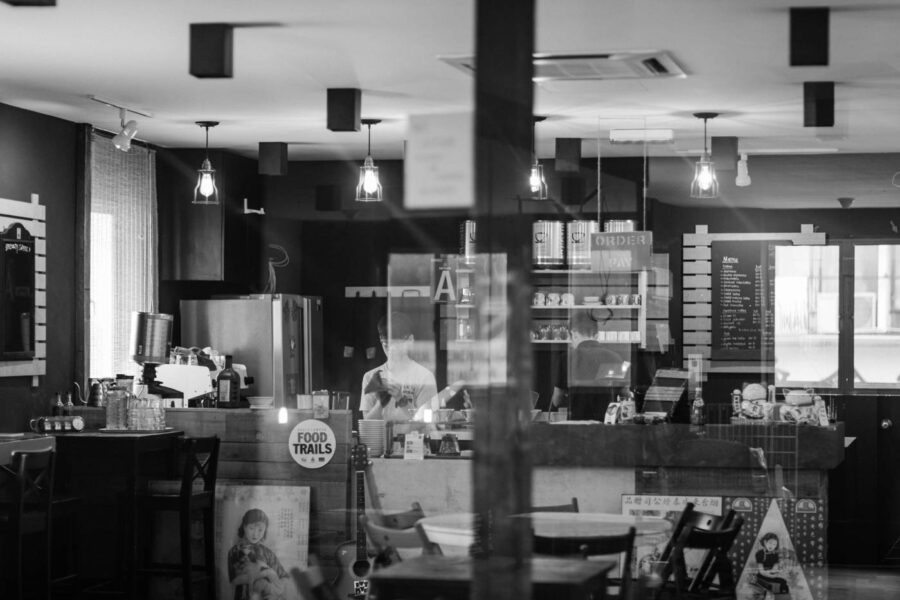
[417,512,672,555]
[54,429,183,598]
[368,554,615,600]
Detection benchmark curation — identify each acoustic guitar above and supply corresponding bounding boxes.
[333,443,374,600]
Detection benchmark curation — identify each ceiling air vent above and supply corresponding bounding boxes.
[439,51,686,81]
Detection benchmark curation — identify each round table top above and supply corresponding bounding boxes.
[417,511,671,552]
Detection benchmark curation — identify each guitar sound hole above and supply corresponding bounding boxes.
[352,560,371,578]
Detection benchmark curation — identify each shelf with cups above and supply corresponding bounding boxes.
[531,304,642,310]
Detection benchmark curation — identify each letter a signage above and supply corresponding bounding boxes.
[289,419,337,469]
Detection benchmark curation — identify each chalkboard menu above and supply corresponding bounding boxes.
[711,240,777,362]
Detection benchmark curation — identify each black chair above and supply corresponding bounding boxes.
[0,448,55,600]
[136,435,220,600]
[659,502,735,565]
[533,526,636,600]
[656,517,745,600]
[529,497,580,513]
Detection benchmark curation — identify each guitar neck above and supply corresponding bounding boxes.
[355,469,366,559]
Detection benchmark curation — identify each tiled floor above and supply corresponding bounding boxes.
[827,567,900,600]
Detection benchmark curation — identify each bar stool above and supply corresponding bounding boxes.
[0,448,55,600]
[136,436,220,600]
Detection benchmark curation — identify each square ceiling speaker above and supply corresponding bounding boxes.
[327,88,362,132]
[259,142,288,176]
[555,138,582,173]
[790,7,829,66]
[711,136,738,171]
[804,81,834,127]
[190,24,234,78]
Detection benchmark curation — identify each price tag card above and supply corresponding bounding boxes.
[403,431,425,460]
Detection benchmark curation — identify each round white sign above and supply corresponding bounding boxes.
[288,419,337,469]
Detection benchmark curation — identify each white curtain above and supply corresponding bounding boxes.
[89,133,157,378]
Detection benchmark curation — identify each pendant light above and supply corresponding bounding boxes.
[529,115,548,200]
[193,121,219,205]
[690,112,719,199]
[355,118,382,203]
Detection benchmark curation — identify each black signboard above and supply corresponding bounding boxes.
[711,240,777,362]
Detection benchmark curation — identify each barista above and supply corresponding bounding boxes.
[360,312,438,423]
[550,310,630,420]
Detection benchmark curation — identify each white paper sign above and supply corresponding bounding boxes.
[288,419,336,469]
[403,431,425,460]
[404,112,474,209]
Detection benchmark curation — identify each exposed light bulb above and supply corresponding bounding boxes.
[735,153,751,187]
[529,165,542,192]
[277,406,288,424]
[363,166,379,194]
[697,164,714,191]
[199,173,215,197]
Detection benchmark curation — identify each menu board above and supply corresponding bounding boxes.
[711,240,777,362]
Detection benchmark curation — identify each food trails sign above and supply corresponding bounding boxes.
[288,419,336,469]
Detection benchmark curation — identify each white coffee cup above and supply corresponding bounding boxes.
[546,292,561,306]
[561,292,575,306]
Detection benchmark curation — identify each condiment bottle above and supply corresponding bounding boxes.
[216,355,240,408]
[690,386,706,434]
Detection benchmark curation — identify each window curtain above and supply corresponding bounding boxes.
[89,133,157,378]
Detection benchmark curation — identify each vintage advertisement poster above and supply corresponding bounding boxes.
[215,485,311,600]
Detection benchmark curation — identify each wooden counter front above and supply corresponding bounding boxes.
[164,408,353,576]
[530,422,845,469]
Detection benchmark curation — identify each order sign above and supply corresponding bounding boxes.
[288,419,336,469]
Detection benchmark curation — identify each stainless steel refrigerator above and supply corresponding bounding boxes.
[179,294,323,405]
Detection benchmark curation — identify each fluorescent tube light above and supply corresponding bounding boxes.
[609,129,674,143]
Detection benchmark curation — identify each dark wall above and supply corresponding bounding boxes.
[651,201,900,406]
[0,102,79,431]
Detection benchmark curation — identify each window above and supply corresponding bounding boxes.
[775,242,900,391]
[89,133,157,378]
[774,245,840,387]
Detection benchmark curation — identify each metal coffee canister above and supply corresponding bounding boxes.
[460,220,477,265]
[130,312,173,365]
[566,220,599,269]
[533,220,565,268]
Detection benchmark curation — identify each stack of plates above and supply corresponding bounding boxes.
[358,419,386,457]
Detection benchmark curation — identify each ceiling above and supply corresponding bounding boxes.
[3,0,900,207]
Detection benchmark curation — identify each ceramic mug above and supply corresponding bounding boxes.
[561,292,575,306]
[533,291,546,306]
[546,292,561,306]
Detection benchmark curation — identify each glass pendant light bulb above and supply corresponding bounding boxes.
[697,163,714,191]
[689,113,720,199]
[355,120,383,202]
[363,162,379,194]
[529,164,542,192]
[193,121,220,204]
[199,173,215,197]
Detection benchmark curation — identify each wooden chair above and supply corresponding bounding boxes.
[362,514,442,567]
[657,517,745,600]
[533,527,636,600]
[136,436,220,600]
[528,497,580,513]
[0,448,55,600]
[659,502,735,564]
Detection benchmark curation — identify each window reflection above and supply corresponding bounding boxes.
[854,245,900,388]
[774,246,840,387]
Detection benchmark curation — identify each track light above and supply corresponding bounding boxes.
[193,121,219,205]
[690,112,720,199]
[112,108,138,152]
[735,153,751,187]
[355,119,382,203]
